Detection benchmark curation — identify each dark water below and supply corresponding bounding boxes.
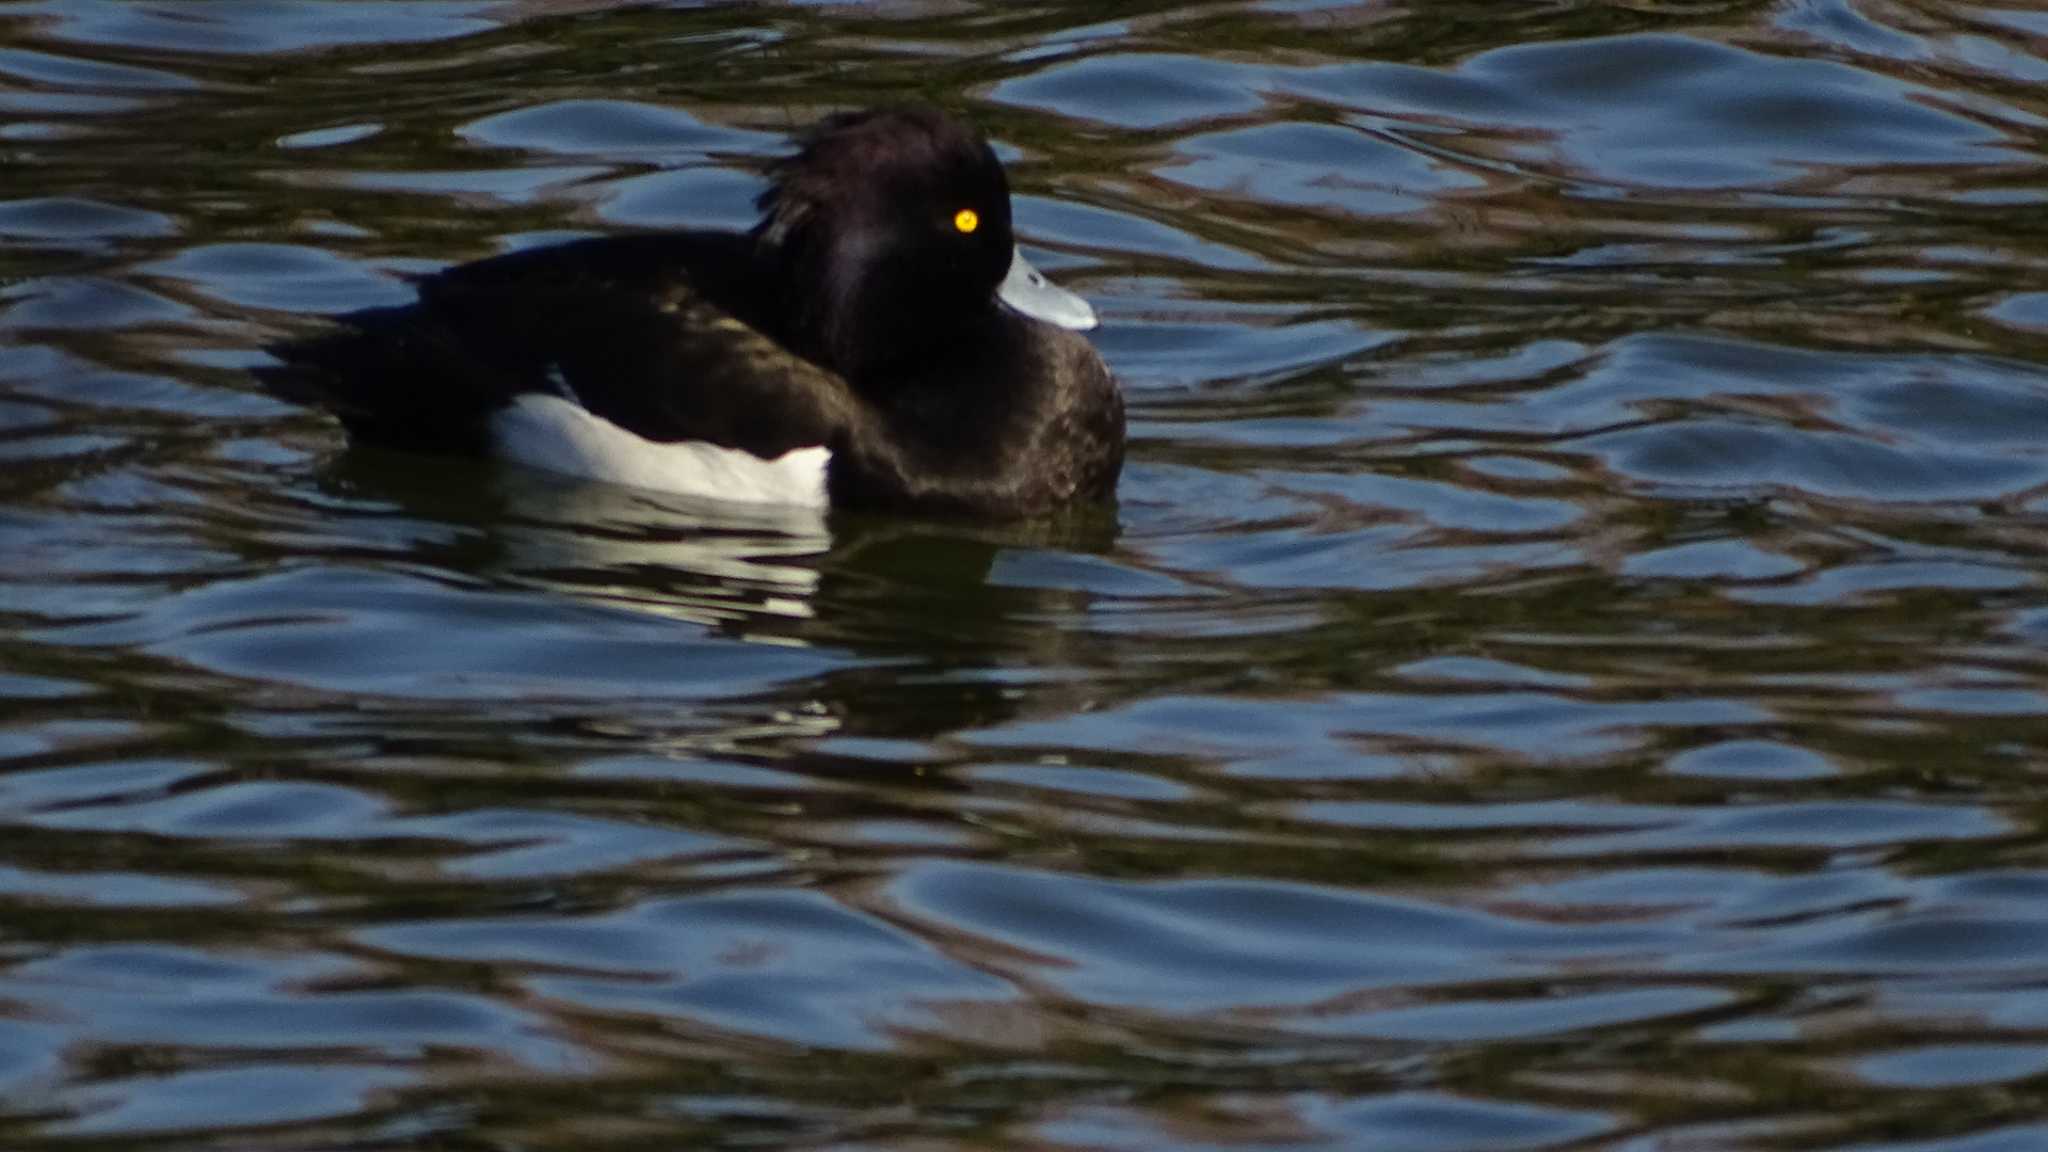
[5,1,2048,1148]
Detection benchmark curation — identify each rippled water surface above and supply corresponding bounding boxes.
[7,1,2048,1148]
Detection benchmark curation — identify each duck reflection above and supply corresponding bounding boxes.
[314,445,1120,750]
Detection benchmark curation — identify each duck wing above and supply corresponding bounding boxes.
[261,234,857,461]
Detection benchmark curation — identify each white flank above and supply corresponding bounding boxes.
[487,394,830,508]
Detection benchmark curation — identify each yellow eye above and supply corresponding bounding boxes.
[953,208,980,235]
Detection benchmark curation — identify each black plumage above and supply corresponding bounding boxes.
[261,105,1123,518]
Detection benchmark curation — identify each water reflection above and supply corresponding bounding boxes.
[6,1,2048,1149]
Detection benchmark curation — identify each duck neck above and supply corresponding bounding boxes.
[756,228,990,393]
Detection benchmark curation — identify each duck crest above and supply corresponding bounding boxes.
[750,106,1009,386]
[752,180,875,381]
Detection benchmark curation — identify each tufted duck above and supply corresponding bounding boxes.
[261,105,1123,517]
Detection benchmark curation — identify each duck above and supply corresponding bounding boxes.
[261,104,1123,518]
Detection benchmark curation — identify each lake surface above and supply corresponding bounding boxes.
[5,1,2048,1148]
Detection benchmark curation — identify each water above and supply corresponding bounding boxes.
[4,1,2048,1147]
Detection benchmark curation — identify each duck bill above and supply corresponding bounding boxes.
[997,247,1098,331]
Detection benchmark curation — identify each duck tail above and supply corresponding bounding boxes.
[257,306,513,455]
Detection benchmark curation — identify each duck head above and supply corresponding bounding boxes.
[753,105,1096,386]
